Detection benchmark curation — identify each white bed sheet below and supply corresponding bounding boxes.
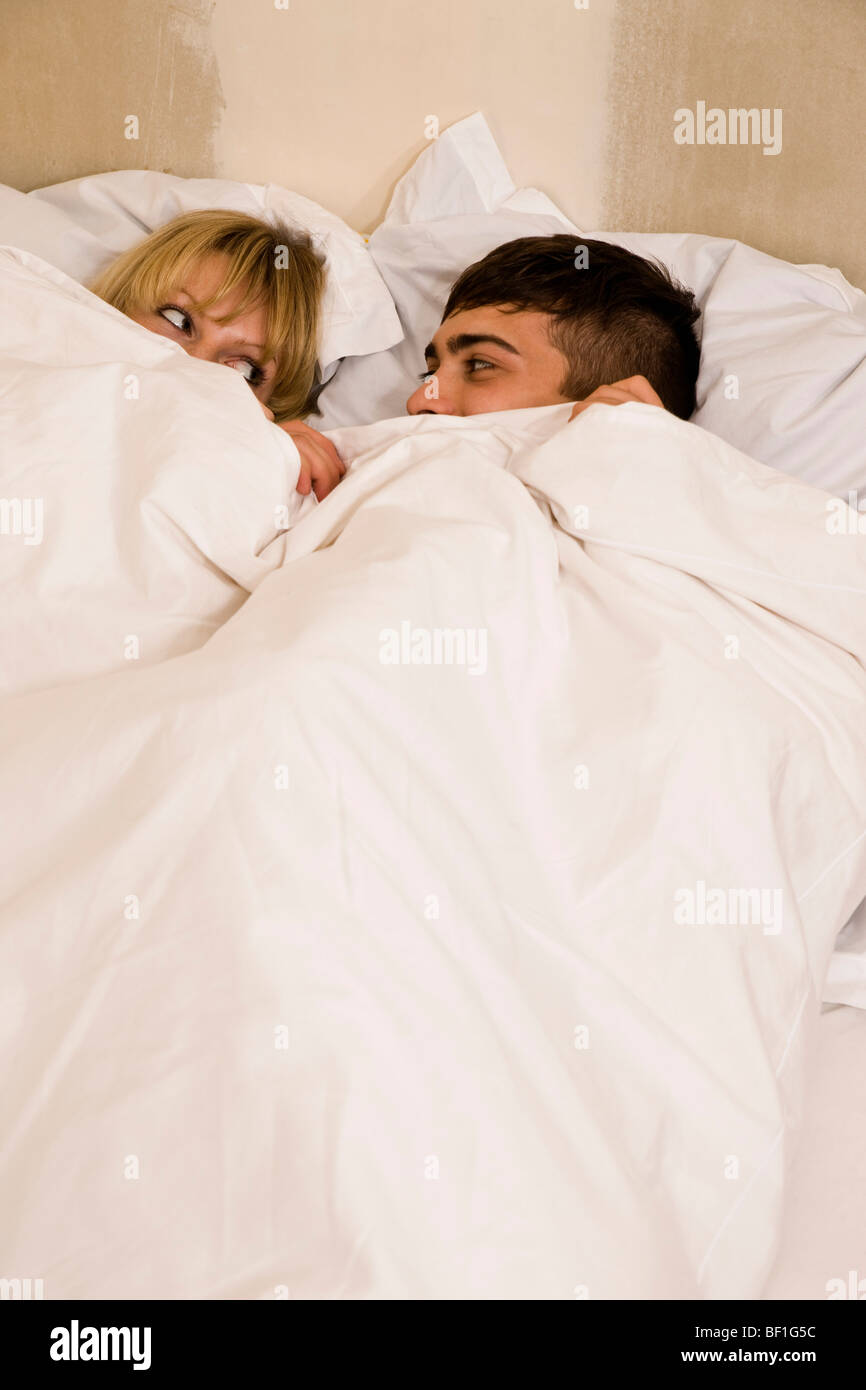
[763,1001,866,1299]
[2,248,866,1300]
[318,114,866,1012]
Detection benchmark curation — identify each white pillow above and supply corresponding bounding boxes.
[317,114,579,427]
[320,113,866,506]
[599,230,866,500]
[1,171,402,375]
[0,183,111,284]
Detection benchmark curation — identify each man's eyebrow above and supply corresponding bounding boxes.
[423,333,521,361]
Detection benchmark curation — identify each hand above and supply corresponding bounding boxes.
[260,405,347,501]
[569,375,664,421]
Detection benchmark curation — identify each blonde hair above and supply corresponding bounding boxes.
[89,209,325,419]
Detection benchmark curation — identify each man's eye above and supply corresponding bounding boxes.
[419,368,436,381]
[158,305,190,333]
[465,357,495,374]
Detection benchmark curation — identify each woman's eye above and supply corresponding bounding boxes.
[227,358,264,386]
[158,306,190,333]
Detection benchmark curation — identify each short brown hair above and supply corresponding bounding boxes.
[90,209,325,420]
[442,234,701,419]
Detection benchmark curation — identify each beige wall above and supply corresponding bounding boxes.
[0,0,222,190]
[210,0,614,233]
[603,0,866,290]
[1,0,864,288]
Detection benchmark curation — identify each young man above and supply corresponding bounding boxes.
[405,234,701,424]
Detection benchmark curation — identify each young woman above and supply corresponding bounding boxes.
[90,209,345,499]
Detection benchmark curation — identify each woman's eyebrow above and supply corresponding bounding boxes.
[171,293,266,354]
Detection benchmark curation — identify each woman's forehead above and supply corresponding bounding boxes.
[175,252,229,300]
[175,253,265,325]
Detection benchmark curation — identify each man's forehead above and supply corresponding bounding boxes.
[426,306,553,358]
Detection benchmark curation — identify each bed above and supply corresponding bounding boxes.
[763,1003,866,1299]
[1,115,864,1301]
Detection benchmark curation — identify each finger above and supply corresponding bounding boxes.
[301,426,347,478]
[597,389,641,406]
[279,421,347,482]
[569,390,626,419]
[295,455,313,495]
[313,433,346,478]
[611,375,664,407]
[308,445,344,501]
[570,386,654,420]
[311,459,342,501]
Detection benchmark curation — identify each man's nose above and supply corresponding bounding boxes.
[406,373,458,416]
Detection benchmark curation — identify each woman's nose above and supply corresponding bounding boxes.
[180,319,229,363]
[182,338,217,362]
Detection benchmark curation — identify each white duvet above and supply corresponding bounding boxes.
[1,248,865,1300]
